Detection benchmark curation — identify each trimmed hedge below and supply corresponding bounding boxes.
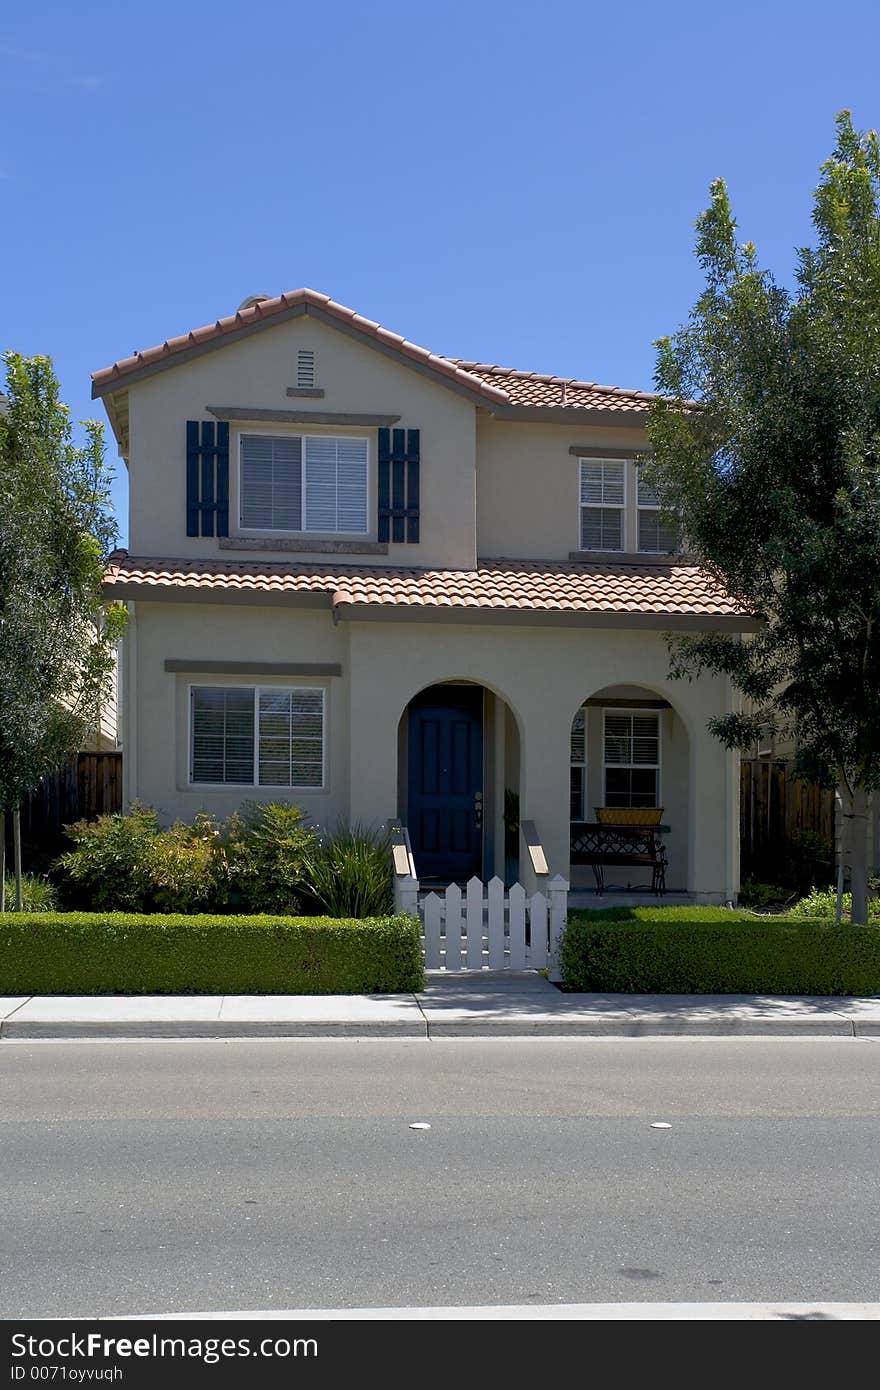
[562,907,880,995]
[0,912,424,995]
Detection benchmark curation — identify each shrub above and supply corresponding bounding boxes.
[58,803,158,910]
[305,823,392,917]
[788,886,880,922]
[2,874,57,912]
[0,912,424,995]
[561,906,880,995]
[223,803,317,913]
[56,801,322,914]
[145,813,225,913]
[738,879,791,909]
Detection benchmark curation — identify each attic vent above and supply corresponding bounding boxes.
[297,349,316,389]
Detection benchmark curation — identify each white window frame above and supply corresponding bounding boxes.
[636,466,678,555]
[602,708,662,808]
[188,683,327,790]
[237,428,370,537]
[570,707,587,821]
[578,457,626,553]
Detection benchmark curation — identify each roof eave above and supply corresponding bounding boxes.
[488,404,651,426]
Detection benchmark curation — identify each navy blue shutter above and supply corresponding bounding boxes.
[216,423,229,536]
[186,422,200,536]
[405,429,419,543]
[377,428,391,543]
[377,426,419,543]
[200,421,216,529]
[185,421,230,537]
[391,428,406,543]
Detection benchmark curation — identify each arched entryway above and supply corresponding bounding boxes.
[568,683,691,894]
[397,681,521,887]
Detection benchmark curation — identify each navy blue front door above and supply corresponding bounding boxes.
[408,686,483,882]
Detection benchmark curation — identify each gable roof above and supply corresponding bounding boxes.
[90,288,658,417]
[91,289,511,407]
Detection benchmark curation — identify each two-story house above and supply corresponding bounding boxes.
[95,289,756,902]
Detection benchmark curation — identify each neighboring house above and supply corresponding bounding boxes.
[94,289,756,901]
[78,640,120,752]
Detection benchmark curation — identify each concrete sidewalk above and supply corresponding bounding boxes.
[2,972,879,1039]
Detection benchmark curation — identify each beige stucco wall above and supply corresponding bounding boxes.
[125,601,350,828]
[125,314,477,570]
[122,597,741,904]
[476,417,649,559]
[344,617,735,901]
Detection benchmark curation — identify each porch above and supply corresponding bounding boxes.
[394,678,696,901]
[343,619,737,946]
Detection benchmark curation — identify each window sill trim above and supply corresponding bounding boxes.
[569,550,684,565]
[220,537,388,556]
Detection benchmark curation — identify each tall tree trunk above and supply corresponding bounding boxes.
[13,808,23,911]
[842,784,870,925]
[0,812,5,913]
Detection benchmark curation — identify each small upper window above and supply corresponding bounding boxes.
[580,458,624,551]
[637,469,678,554]
[297,349,316,389]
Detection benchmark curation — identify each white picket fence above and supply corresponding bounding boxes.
[394,872,569,975]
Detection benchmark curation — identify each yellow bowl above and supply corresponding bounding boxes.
[596,806,664,826]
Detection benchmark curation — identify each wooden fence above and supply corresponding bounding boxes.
[18,752,123,846]
[395,872,569,975]
[740,759,835,879]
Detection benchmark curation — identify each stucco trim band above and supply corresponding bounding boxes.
[206,406,401,426]
[164,659,342,676]
[568,445,652,459]
[219,537,389,556]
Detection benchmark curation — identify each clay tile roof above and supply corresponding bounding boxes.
[446,360,660,413]
[103,552,751,621]
[91,289,658,415]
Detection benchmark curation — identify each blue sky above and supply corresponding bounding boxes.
[2,0,878,544]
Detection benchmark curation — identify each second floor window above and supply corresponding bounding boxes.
[240,433,368,534]
[580,458,624,551]
[637,471,678,554]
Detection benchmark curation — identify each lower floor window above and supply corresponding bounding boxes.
[603,711,659,807]
[190,685,324,787]
[570,709,586,819]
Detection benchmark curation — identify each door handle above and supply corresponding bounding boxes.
[474,791,483,826]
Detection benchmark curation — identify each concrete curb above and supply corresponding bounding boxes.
[424,1018,864,1038]
[2,1017,877,1041]
[0,1021,429,1039]
[122,1301,880,1320]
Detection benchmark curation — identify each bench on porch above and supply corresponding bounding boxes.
[570,815,669,896]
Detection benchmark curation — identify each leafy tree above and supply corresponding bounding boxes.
[646,112,880,924]
[0,354,125,908]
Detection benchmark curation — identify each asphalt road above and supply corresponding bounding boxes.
[2,1038,879,1317]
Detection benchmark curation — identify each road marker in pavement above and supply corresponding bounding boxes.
[650,1122,672,1129]
[409,1122,431,1129]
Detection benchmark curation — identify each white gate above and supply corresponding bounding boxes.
[395,872,569,975]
